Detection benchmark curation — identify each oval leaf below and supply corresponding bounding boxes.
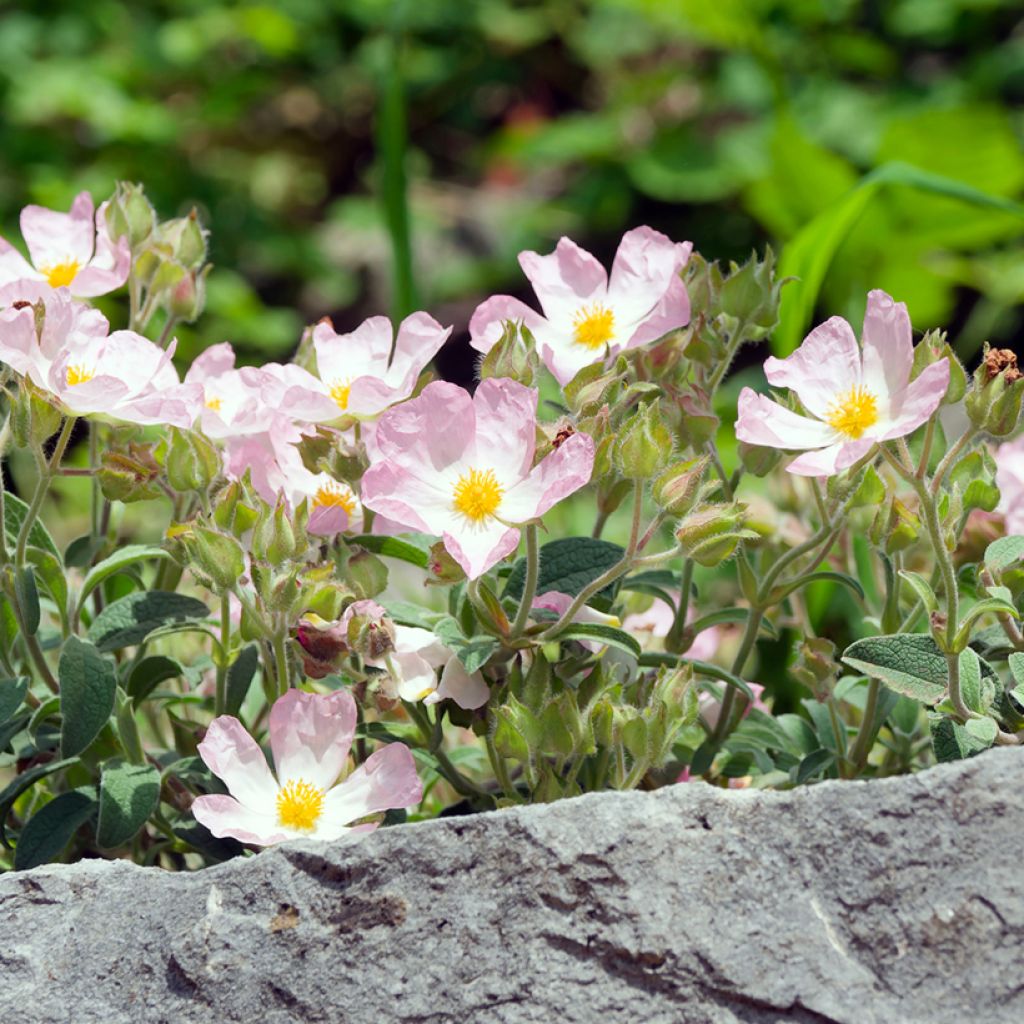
[226,644,260,717]
[3,490,61,561]
[504,538,625,602]
[59,636,117,757]
[88,591,210,652]
[841,633,954,704]
[78,545,172,610]
[346,533,431,568]
[14,787,98,871]
[0,676,29,725]
[557,622,642,659]
[127,655,185,706]
[96,761,160,848]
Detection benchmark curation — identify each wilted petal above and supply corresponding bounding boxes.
[269,688,357,793]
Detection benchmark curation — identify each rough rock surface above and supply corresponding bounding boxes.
[1,748,1022,1024]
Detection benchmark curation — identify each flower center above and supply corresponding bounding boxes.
[572,303,614,349]
[275,778,325,831]
[452,467,503,522]
[826,385,879,439]
[313,482,356,514]
[330,379,352,411]
[65,364,95,387]
[205,396,223,412]
[42,261,81,289]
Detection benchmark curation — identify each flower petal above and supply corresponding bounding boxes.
[519,236,607,323]
[623,270,692,350]
[468,295,545,354]
[785,438,874,477]
[373,380,475,471]
[359,460,453,535]
[734,388,838,450]
[197,715,278,810]
[470,377,537,484]
[607,227,691,328]
[500,430,595,522]
[269,688,357,793]
[191,794,287,846]
[386,311,451,394]
[425,656,489,710]
[443,521,521,579]
[763,316,860,419]
[71,233,130,298]
[21,192,95,271]
[860,289,912,409]
[0,237,40,288]
[878,359,950,441]
[322,743,422,824]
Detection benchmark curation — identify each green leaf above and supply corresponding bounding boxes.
[504,537,625,603]
[26,547,69,630]
[77,545,172,611]
[774,571,865,603]
[87,591,209,652]
[96,761,160,848]
[0,757,78,848]
[346,533,431,568]
[953,597,1020,652]
[15,566,40,635]
[796,748,834,785]
[225,643,259,717]
[59,636,117,757]
[64,534,107,569]
[0,713,30,754]
[985,535,1024,573]
[958,648,988,715]
[3,490,61,561]
[841,633,950,704]
[899,570,938,614]
[0,677,29,724]
[127,655,184,706]
[930,716,993,763]
[380,600,443,630]
[14,787,98,870]
[556,622,642,659]
[964,716,998,747]
[432,617,497,674]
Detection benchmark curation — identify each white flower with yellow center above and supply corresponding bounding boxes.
[736,290,950,476]
[469,226,692,386]
[191,688,422,847]
[0,191,129,300]
[360,378,595,580]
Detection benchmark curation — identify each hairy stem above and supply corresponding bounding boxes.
[510,523,539,637]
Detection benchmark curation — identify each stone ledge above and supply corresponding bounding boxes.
[1,748,1022,1024]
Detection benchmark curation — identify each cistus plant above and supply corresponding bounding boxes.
[1,183,1023,873]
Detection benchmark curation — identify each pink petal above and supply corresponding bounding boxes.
[468,295,545,354]
[0,237,40,288]
[359,461,451,534]
[197,715,279,809]
[764,316,860,420]
[534,329,604,387]
[470,377,537,483]
[425,657,489,710]
[393,650,440,703]
[734,388,837,450]
[878,359,950,441]
[500,430,595,522]
[373,380,475,470]
[20,192,95,271]
[518,236,607,323]
[860,289,912,405]
[191,794,287,846]
[785,439,874,477]
[114,382,204,428]
[321,743,422,823]
[387,311,451,392]
[314,315,393,384]
[442,521,521,579]
[72,234,130,297]
[623,271,692,350]
[0,305,44,379]
[185,341,237,383]
[607,227,691,328]
[269,688,357,793]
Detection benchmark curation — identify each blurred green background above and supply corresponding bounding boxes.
[1,0,1022,382]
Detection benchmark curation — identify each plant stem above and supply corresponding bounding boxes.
[848,677,881,775]
[214,592,230,716]
[15,417,75,570]
[272,629,291,698]
[485,733,521,802]
[705,318,750,394]
[510,523,539,637]
[930,427,978,495]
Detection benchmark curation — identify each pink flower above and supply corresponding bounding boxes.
[735,290,950,476]
[184,342,278,439]
[381,626,489,709]
[620,592,719,660]
[255,313,451,423]
[192,688,422,846]
[996,435,1024,535]
[0,192,130,299]
[469,227,691,385]
[288,469,364,537]
[360,378,595,579]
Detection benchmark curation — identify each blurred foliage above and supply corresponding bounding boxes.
[0,0,1022,374]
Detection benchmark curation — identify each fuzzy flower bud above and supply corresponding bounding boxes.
[188,526,246,594]
[160,209,208,270]
[911,329,966,404]
[479,320,539,387]
[652,456,709,516]
[341,599,396,661]
[674,502,755,567]
[166,428,221,494]
[966,345,1024,437]
[717,247,783,340]
[613,400,673,479]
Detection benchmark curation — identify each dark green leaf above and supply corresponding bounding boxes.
[26,547,69,631]
[796,748,834,784]
[841,633,955,704]
[96,761,160,848]
[504,537,624,602]
[556,622,642,659]
[59,636,117,757]
[930,716,992,763]
[87,591,209,652]
[432,617,497,674]
[64,534,107,569]
[14,787,98,870]
[127,655,184,706]
[0,677,29,725]
[172,821,245,863]
[346,533,431,568]
[0,756,78,848]
[78,545,172,610]
[380,600,443,630]
[225,643,259,717]
[775,571,865,603]
[15,567,40,635]
[3,491,61,561]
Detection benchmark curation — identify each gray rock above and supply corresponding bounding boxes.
[1,748,1022,1024]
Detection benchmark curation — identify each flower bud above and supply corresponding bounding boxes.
[676,387,719,449]
[160,209,208,269]
[613,400,673,479]
[295,613,349,679]
[675,502,755,567]
[652,456,709,516]
[479,320,539,386]
[188,526,246,594]
[104,182,156,249]
[213,480,259,538]
[791,637,839,700]
[717,247,784,340]
[253,498,299,567]
[98,445,163,503]
[428,541,466,584]
[341,599,396,661]
[168,266,208,323]
[344,546,389,600]
[912,329,965,404]
[683,252,724,324]
[10,379,62,448]
[870,496,921,554]
[965,345,1024,437]
[737,440,782,478]
[166,428,221,494]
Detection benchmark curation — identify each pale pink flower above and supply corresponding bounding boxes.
[254,313,451,423]
[735,290,949,476]
[222,415,309,504]
[184,342,277,439]
[287,468,363,537]
[360,378,595,579]
[0,192,130,299]
[995,435,1024,535]
[532,590,621,651]
[192,688,422,846]
[621,593,719,660]
[469,227,691,385]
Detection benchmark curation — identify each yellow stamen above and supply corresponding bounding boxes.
[65,364,95,387]
[330,379,352,411]
[313,483,356,515]
[42,261,81,289]
[826,385,879,439]
[572,303,614,349]
[205,396,223,412]
[275,778,325,831]
[452,467,503,522]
